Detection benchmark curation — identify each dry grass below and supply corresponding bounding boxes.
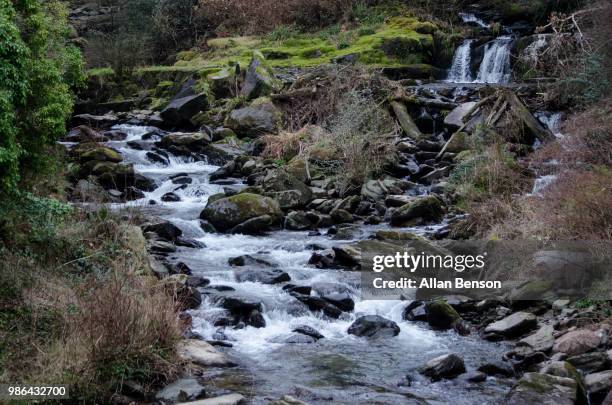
[0,208,182,401]
[275,65,402,131]
[460,98,612,240]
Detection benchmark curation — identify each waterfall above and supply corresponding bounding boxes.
[475,36,513,84]
[447,39,473,83]
[459,12,489,28]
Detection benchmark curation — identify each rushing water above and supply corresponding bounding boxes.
[459,12,489,28]
[447,39,473,83]
[475,36,513,84]
[98,124,511,403]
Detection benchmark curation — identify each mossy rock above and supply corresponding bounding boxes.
[390,195,444,226]
[199,193,282,233]
[79,146,123,163]
[425,300,461,330]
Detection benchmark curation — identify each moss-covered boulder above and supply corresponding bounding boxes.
[199,193,282,233]
[505,372,578,405]
[158,132,212,153]
[241,51,280,100]
[390,195,444,226]
[208,66,238,99]
[262,168,313,209]
[425,300,461,330]
[78,146,123,163]
[225,97,281,137]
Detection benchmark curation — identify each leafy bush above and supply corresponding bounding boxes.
[0,0,83,199]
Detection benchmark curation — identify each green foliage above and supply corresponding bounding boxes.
[0,0,83,199]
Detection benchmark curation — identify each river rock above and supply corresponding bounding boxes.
[519,324,555,352]
[403,301,427,321]
[321,292,354,312]
[347,315,400,338]
[419,353,466,381]
[281,333,317,344]
[585,370,612,401]
[161,192,181,202]
[295,295,342,318]
[155,378,205,403]
[567,351,609,374]
[361,178,411,201]
[285,211,316,230]
[553,328,603,356]
[234,268,290,284]
[142,219,182,241]
[293,325,324,340]
[332,244,361,268]
[178,393,245,405]
[161,93,209,127]
[177,339,236,367]
[228,254,276,267]
[425,300,461,330]
[263,169,312,209]
[64,125,108,142]
[478,361,515,377]
[484,311,537,339]
[78,146,123,163]
[200,193,282,233]
[505,372,578,405]
[225,97,281,137]
[72,113,119,129]
[390,195,444,226]
[158,132,212,153]
[269,395,310,405]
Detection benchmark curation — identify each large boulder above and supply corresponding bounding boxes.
[390,195,444,226]
[241,51,279,100]
[361,177,411,201]
[161,93,209,127]
[225,98,281,137]
[347,315,400,338]
[158,132,212,153]
[504,373,578,405]
[262,169,313,209]
[78,146,123,163]
[200,193,282,234]
[484,311,537,339]
[419,353,466,381]
[553,328,604,356]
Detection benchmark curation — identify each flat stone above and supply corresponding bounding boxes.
[178,393,246,405]
[177,339,236,367]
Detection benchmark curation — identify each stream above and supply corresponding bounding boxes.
[104,124,511,404]
[88,10,562,404]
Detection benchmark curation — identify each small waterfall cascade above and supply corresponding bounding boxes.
[475,36,514,84]
[447,39,474,83]
[459,12,489,28]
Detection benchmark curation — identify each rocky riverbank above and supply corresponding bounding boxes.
[55,3,612,404]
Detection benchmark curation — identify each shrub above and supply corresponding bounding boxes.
[0,0,83,199]
[327,89,399,194]
[195,0,357,35]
